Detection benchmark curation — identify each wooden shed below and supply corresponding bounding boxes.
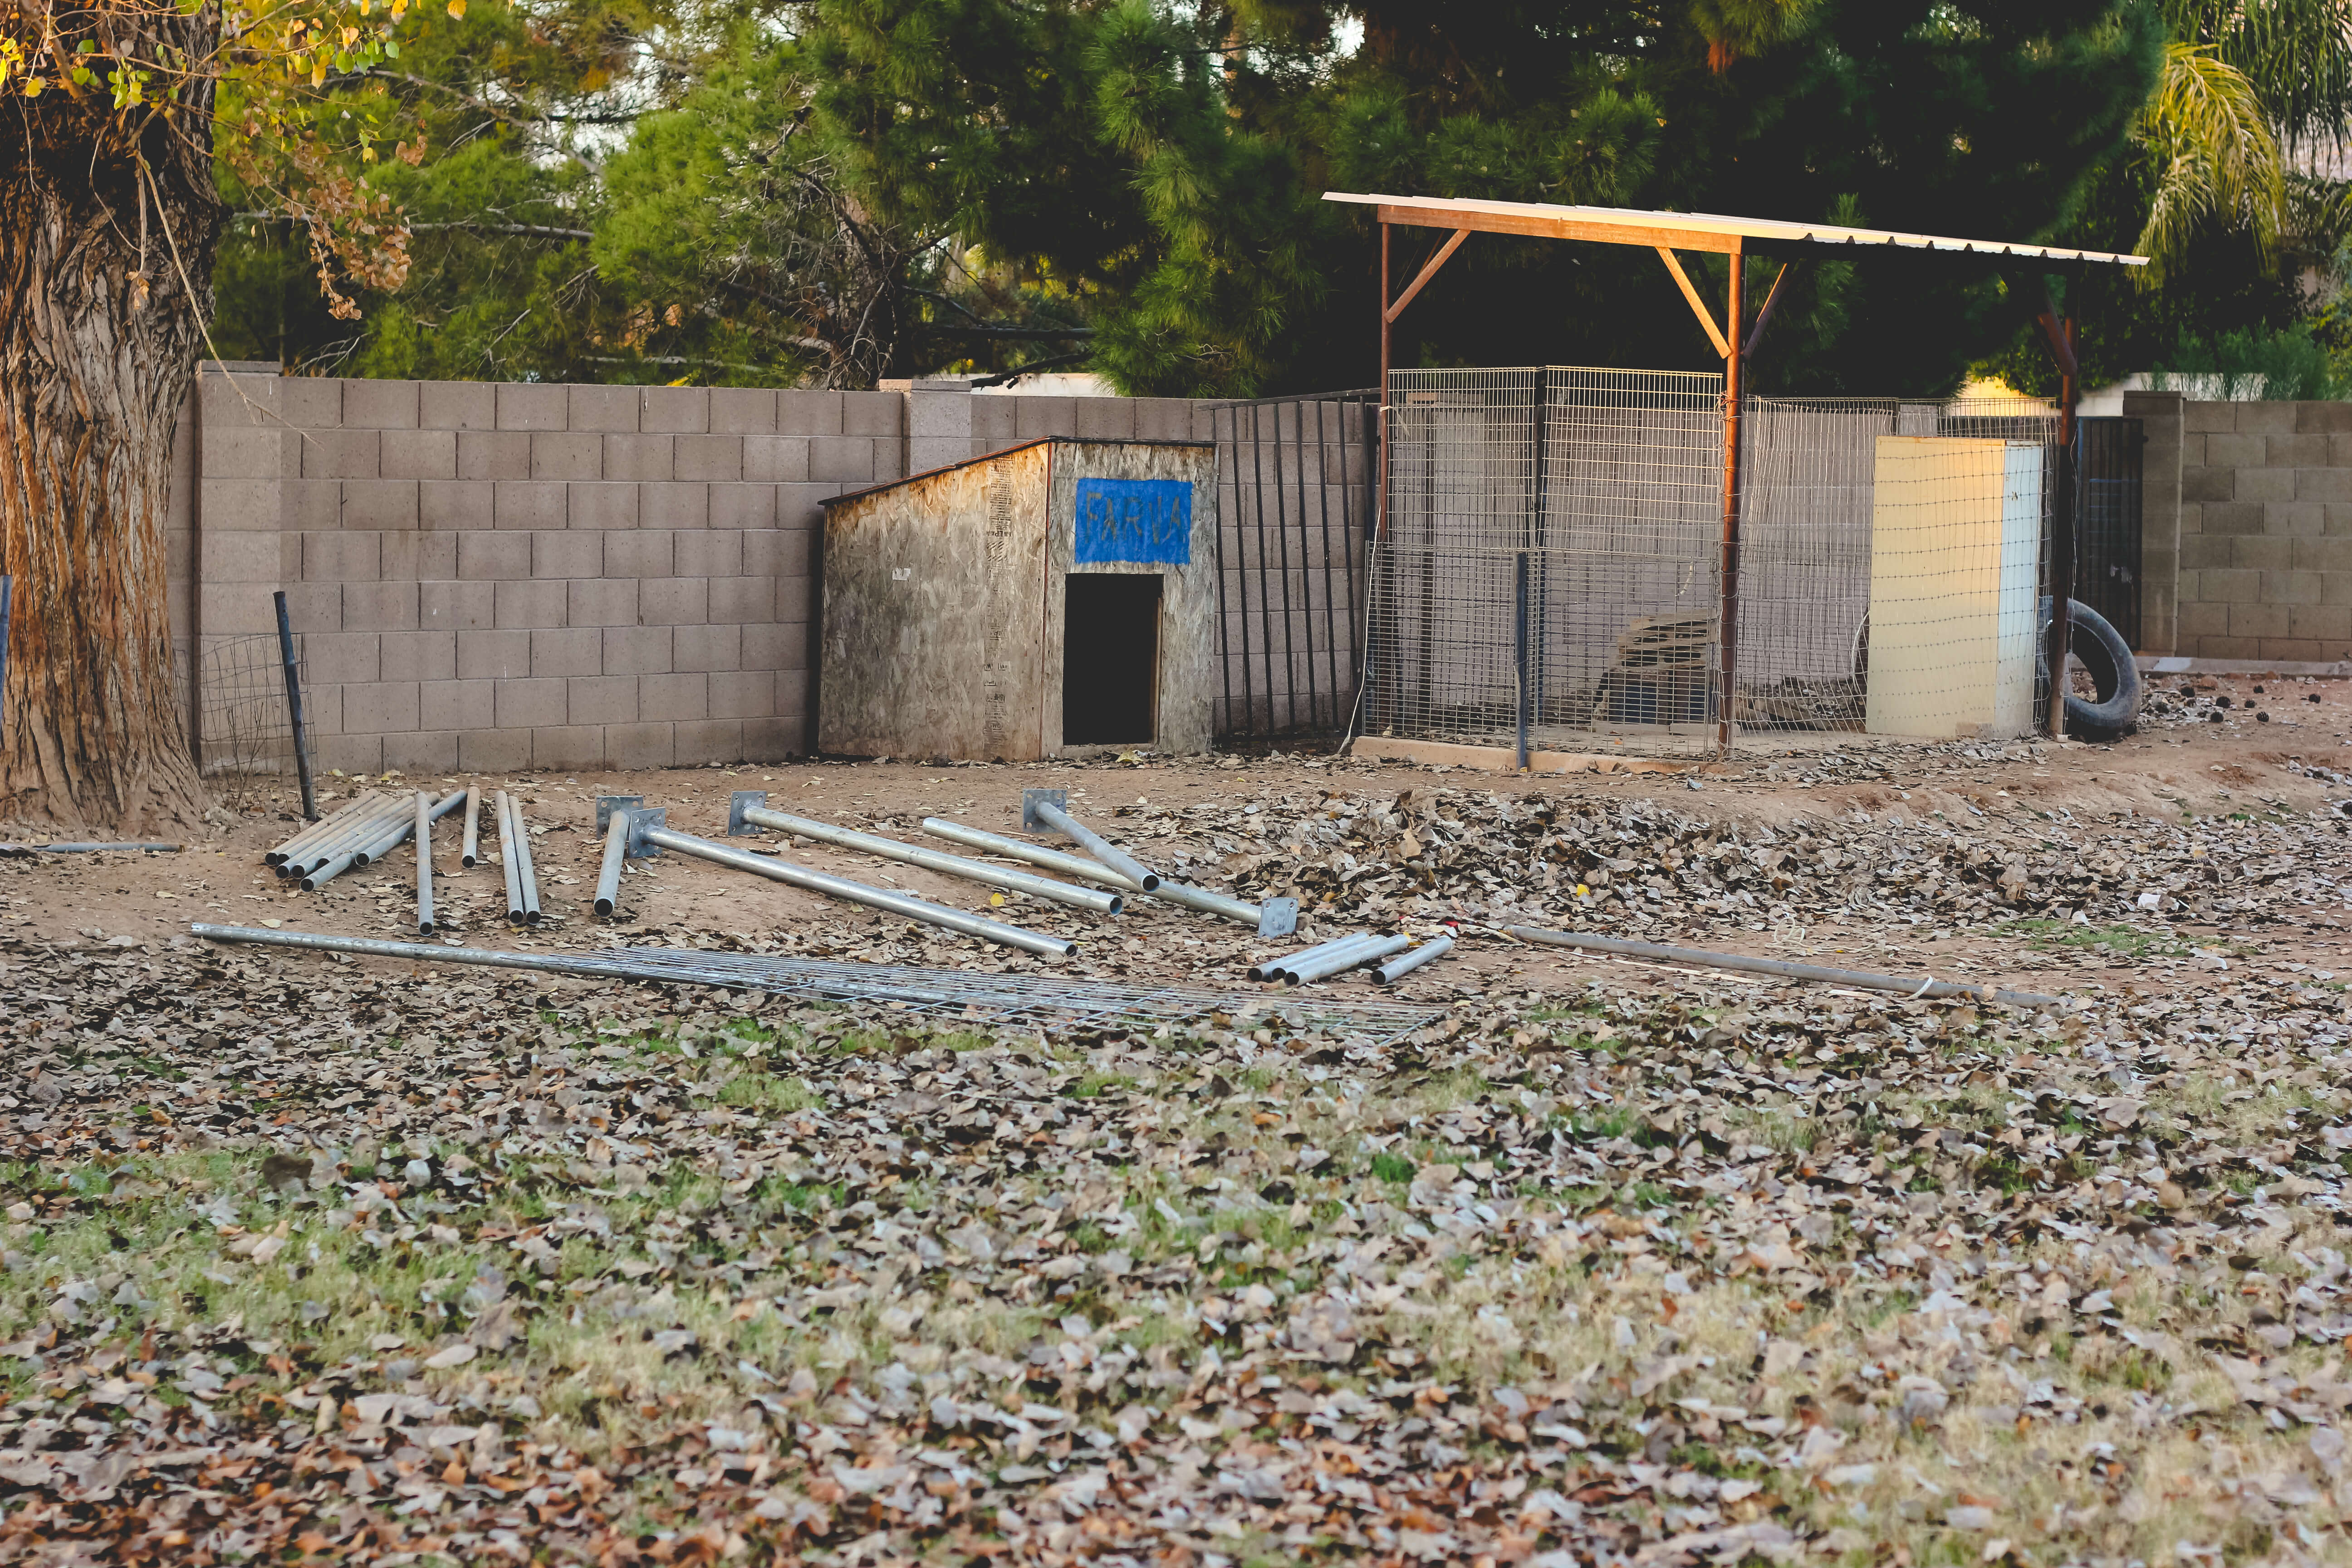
[817,438,1220,760]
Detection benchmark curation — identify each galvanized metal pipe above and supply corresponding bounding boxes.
[645,824,1077,958]
[0,841,183,855]
[744,805,1122,915]
[1285,933,1409,986]
[307,791,464,891]
[1029,798,1159,890]
[296,802,421,891]
[922,818,1142,891]
[1140,878,1263,926]
[1371,934,1454,985]
[278,797,410,876]
[461,787,482,868]
[593,809,629,917]
[414,792,436,936]
[509,793,543,923]
[266,790,383,864]
[1503,926,2066,1008]
[495,790,525,923]
[1247,931,1367,983]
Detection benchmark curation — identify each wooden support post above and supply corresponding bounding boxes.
[1377,222,1391,544]
[1718,242,1745,756]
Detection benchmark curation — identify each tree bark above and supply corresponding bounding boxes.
[0,16,220,831]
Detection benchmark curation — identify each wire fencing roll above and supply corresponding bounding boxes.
[180,632,316,809]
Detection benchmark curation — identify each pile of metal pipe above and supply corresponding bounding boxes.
[293,797,423,890]
[644,822,1077,958]
[305,789,465,892]
[271,793,402,877]
[1251,931,1411,985]
[265,791,384,867]
[921,817,1269,928]
[1370,933,1454,985]
[496,790,541,924]
[745,804,1122,915]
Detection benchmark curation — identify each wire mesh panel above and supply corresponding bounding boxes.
[183,633,313,807]
[1362,368,1724,755]
[1209,391,1379,740]
[2078,416,2143,649]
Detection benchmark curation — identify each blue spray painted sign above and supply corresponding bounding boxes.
[1073,478,1192,565]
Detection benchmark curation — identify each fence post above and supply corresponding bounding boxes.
[1514,551,1531,769]
[273,590,318,821]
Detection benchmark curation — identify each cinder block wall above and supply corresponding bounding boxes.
[2175,399,2352,663]
[171,371,1371,771]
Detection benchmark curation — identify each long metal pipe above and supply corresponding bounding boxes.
[1,841,183,855]
[745,805,1122,915]
[277,797,409,876]
[1285,933,1409,986]
[923,818,1262,925]
[495,790,524,923]
[1029,799,1158,891]
[594,809,629,917]
[306,791,463,891]
[273,590,319,822]
[509,793,542,923]
[414,792,436,936]
[1503,926,2065,1008]
[1248,931,1370,983]
[1372,934,1454,985]
[266,790,383,864]
[645,824,1077,958]
[461,787,482,868]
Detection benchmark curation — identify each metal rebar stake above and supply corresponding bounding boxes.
[461,787,481,867]
[272,590,318,822]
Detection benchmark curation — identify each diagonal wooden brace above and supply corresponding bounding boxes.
[1657,246,1731,358]
[1385,228,1472,324]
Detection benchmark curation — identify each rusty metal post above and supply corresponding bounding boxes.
[1716,242,1745,757]
[2047,314,2079,739]
[273,589,319,821]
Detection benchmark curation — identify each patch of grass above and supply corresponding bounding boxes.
[1998,919,2188,959]
[717,1072,819,1112]
[1068,1071,1137,1100]
[1370,1152,1416,1185]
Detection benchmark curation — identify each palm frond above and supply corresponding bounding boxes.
[2134,41,2288,285]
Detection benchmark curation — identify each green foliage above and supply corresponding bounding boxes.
[2148,321,2340,398]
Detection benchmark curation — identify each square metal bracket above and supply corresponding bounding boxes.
[1256,897,1299,939]
[594,795,643,835]
[1022,788,1068,832]
[729,790,770,836]
[623,806,666,858]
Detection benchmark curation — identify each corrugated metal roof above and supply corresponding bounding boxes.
[1323,191,2147,268]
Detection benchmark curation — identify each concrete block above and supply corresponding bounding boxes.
[421,480,494,531]
[777,390,845,436]
[2265,502,2326,536]
[568,674,639,725]
[459,532,531,581]
[304,429,381,480]
[843,391,901,437]
[2203,501,2262,535]
[530,726,606,771]
[2257,637,2329,662]
[711,387,778,435]
[343,581,421,632]
[278,480,335,533]
[640,386,710,434]
[421,579,495,632]
[342,380,419,430]
[281,529,304,581]
[709,669,777,719]
[638,577,710,626]
[808,437,876,483]
[277,582,341,634]
[495,579,570,629]
[532,432,605,480]
[2237,402,2298,435]
[342,680,421,733]
[2182,466,2234,503]
[2179,600,2230,638]
[378,429,457,481]
[2331,435,2352,469]
[2326,504,2352,535]
[1133,398,1196,441]
[342,480,421,530]
[603,530,674,580]
[2300,402,2352,432]
[2322,572,2352,607]
[569,384,641,433]
[568,578,638,627]
[2179,533,2232,571]
[380,630,457,682]
[603,625,673,676]
[2231,534,2293,570]
[639,672,707,720]
[306,631,382,686]
[742,621,805,671]
[531,530,604,579]
[710,485,779,529]
[318,733,383,774]
[2295,535,2352,573]
[381,731,461,775]
[745,529,810,578]
[606,721,676,771]
[272,377,335,428]
[2238,466,2296,503]
[2268,569,2325,605]
[304,530,381,583]
[416,531,456,582]
[2291,603,2352,642]
[530,627,603,678]
[494,481,569,530]
[743,438,810,484]
[203,429,296,486]
[457,628,530,680]
[2231,601,2292,637]
[675,719,746,766]
[673,623,742,672]
[676,434,744,482]
[1015,397,1077,438]
[1075,399,1137,440]
[497,677,570,729]
[202,530,282,584]
[2206,433,2265,468]
[457,431,531,481]
[675,530,743,578]
[459,729,534,773]
[742,717,801,762]
[2271,433,2330,466]
[778,482,841,529]
[2181,435,2206,468]
[496,383,569,431]
[419,382,495,431]
[641,482,709,529]
[568,482,639,531]
[603,434,675,482]
[708,575,772,624]
[2298,469,2352,502]
[776,576,813,622]
[972,398,1018,448]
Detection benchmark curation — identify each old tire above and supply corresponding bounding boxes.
[2037,596,2140,740]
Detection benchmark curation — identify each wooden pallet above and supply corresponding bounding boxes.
[1592,614,1715,726]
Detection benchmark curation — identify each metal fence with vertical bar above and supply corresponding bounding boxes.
[1206,390,1379,741]
[2077,416,2143,649]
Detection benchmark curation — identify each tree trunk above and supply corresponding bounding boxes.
[0,25,220,832]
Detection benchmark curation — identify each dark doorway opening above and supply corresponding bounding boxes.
[1063,573,1161,745]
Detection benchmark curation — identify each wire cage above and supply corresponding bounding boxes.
[181,632,314,808]
[1359,368,2063,757]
